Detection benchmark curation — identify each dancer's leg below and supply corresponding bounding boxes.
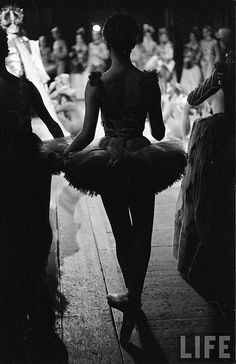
[128,190,155,299]
[101,191,133,289]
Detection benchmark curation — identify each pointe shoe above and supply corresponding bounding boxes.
[107,293,141,312]
[107,293,129,303]
[120,312,135,346]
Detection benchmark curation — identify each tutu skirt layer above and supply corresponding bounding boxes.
[0,133,68,183]
[64,138,187,196]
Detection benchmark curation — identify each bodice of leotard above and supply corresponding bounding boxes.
[101,103,147,139]
[89,70,160,140]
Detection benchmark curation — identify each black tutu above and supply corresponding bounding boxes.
[0,133,68,186]
[64,136,187,196]
[0,131,64,253]
[41,135,72,173]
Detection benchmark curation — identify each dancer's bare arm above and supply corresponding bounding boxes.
[148,83,165,140]
[64,82,99,155]
[30,83,64,138]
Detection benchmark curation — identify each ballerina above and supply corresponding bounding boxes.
[69,27,89,100]
[199,25,220,80]
[141,24,158,70]
[51,26,68,76]
[87,27,109,73]
[39,35,57,79]
[63,13,186,344]
[180,27,202,94]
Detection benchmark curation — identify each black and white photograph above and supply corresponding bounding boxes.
[0,0,234,363]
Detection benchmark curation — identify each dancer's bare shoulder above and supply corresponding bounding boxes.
[101,64,146,84]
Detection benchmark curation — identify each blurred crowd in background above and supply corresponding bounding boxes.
[36,22,230,144]
[39,23,224,88]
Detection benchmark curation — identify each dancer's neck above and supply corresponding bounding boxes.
[110,49,133,69]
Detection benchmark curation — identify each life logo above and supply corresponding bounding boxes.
[179,335,234,361]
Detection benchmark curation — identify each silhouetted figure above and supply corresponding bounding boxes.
[174,27,234,318]
[0,28,68,363]
[63,13,186,344]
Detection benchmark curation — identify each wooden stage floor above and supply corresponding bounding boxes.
[47,175,233,364]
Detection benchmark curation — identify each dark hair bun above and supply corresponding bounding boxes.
[102,13,139,55]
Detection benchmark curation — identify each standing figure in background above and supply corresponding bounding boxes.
[200,26,220,80]
[88,28,109,73]
[51,27,68,76]
[156,28,175,92]
[69,27,89,99]
[180,28,202,94]
[141,23,157,70]
[39,35,56,79]
[216,28,233,63]
[69,27,88,74]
